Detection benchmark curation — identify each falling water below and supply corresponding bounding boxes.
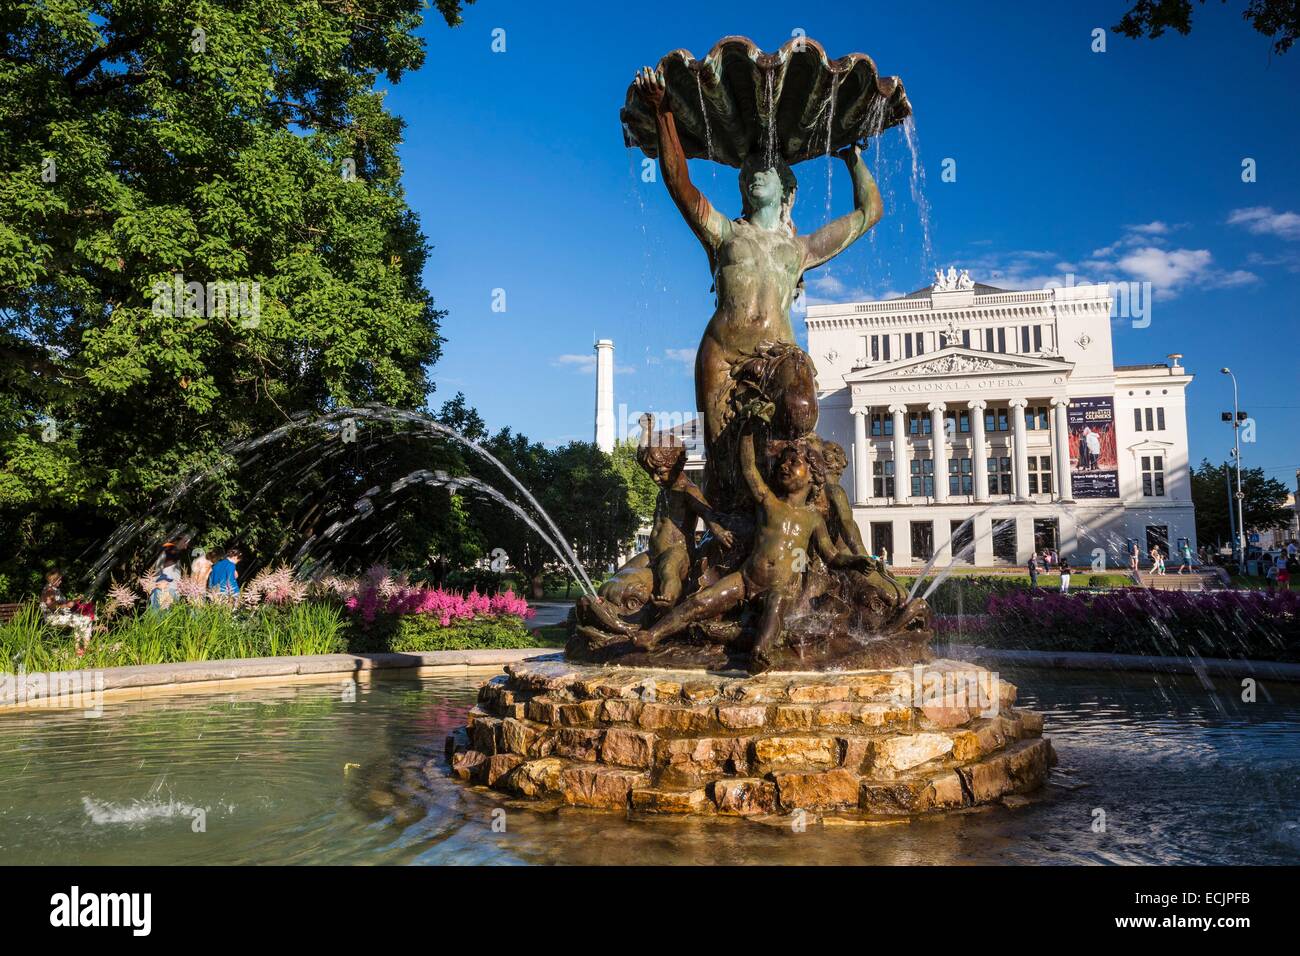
[87,406,598,599]
[900,116,934,269]
[916,508,1009,602]
[694,71,715,161]
[822,73,840,225]
[297,468,595,599]
[763,69,777,169]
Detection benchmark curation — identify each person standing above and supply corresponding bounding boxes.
[1150,544,1163,575]
[150,552,183,610]
[1027,552,1040,589]
[1129,540,1141,574]
[1059,556,1072,594]
[1177,541,1194,575]
[190,547,213,588]
[207,548,241,596]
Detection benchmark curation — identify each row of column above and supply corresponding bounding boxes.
[850,398,1074,506]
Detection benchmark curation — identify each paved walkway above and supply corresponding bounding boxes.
[528,601,575,628]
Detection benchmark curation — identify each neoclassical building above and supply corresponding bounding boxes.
[806,271,1198,568]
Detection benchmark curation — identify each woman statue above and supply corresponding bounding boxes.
[633,66,884,505]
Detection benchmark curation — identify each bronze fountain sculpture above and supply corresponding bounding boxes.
[449,38,1053,820]
[569,36,929,674]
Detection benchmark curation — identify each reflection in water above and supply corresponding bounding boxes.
[1,668,1297,865]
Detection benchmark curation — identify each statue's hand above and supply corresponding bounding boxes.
[634,66,667,110]
[709,523,735,550]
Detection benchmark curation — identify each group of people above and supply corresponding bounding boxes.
[34,540,244,650]
[1026,551,1073,592]
[1128,540,1196,576]
[147,539,242,609]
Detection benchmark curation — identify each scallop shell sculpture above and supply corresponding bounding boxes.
[620,35,912,168]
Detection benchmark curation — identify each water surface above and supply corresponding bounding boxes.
[1,667,1297,865]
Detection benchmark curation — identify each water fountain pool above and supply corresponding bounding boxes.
[1,667,1296,865]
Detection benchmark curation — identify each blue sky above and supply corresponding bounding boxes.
[390,0,1299,487]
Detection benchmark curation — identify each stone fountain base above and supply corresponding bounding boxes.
[446,656,1054,821]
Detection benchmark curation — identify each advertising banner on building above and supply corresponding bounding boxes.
[1067,397,1119,498]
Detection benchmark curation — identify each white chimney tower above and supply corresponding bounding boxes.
[594,339,615,453]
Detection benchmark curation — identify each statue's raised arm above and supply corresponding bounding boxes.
[799,144,883,271]
[634,67,732,254]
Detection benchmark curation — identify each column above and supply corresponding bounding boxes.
[852,410,871,504]
[929,402,948,503]
[969,399,989,502]
[890,404,909,506]
[1051,397,1073,502]
[1009,398,1030,502]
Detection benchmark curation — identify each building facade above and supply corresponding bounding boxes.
[806,272,1198,568]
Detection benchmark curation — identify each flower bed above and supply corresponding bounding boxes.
[2,565,541,671]
[950,588,1300,662]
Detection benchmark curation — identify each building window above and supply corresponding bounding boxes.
[984,408,1011,433]
[1141,455,1165,496]
[911,521,934,562]
[1020,326,1031,352]
[944,410,971,434]
[908,411,932,435]
[1027,455,1053,495]
[869,335,892,363]
[992,519,1017,562]
[910,458,934,497]
[988,456,1013,494]
[1134,407,1168,433]
[962,329,971,348]
[904,334,913,359]
[871,412,893,436]
[872,460,894,498]
[1025,405,1050,430]
[1033,325,1043,351]
[983,328,994,351]
[948,457,973,495]
[997,328,1007,353]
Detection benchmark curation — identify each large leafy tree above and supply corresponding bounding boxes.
[1190,459,1294,546]
[0,0,472,596]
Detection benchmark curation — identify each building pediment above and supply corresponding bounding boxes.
[843,347,1073,384]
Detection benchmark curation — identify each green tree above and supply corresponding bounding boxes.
[1190,459,1294,546]
[610,437,658,525]
[0,1,473,596]
[469,431,639,598]
[1114,0,1299,54]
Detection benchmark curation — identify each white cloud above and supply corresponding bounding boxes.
[664,347,696,366]
[1227,206,1300,241]
[553,354,634,374]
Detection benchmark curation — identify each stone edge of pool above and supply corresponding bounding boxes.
[3,645,1298,714]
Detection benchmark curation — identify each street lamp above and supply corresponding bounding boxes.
[1220,367,1247,571]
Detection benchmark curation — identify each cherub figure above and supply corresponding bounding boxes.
[811,438,869,557]
[638,438,733,608]
[633,413,872,671]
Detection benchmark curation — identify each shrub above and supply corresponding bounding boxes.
[976,588,1300,661]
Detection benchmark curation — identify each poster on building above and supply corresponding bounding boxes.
[1067,397,1119,498]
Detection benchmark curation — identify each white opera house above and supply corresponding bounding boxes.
[806,270,1199,569]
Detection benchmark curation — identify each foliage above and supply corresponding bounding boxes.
[349,613,536,653]
[610,437,659,524]
[1,601,347,671]
[1190,459,1293,547]
[1114,0,1299,53]
[468,429,639,597]
[961,588,1300,661]
[0,1,473,597]
[918,574,1133,615]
